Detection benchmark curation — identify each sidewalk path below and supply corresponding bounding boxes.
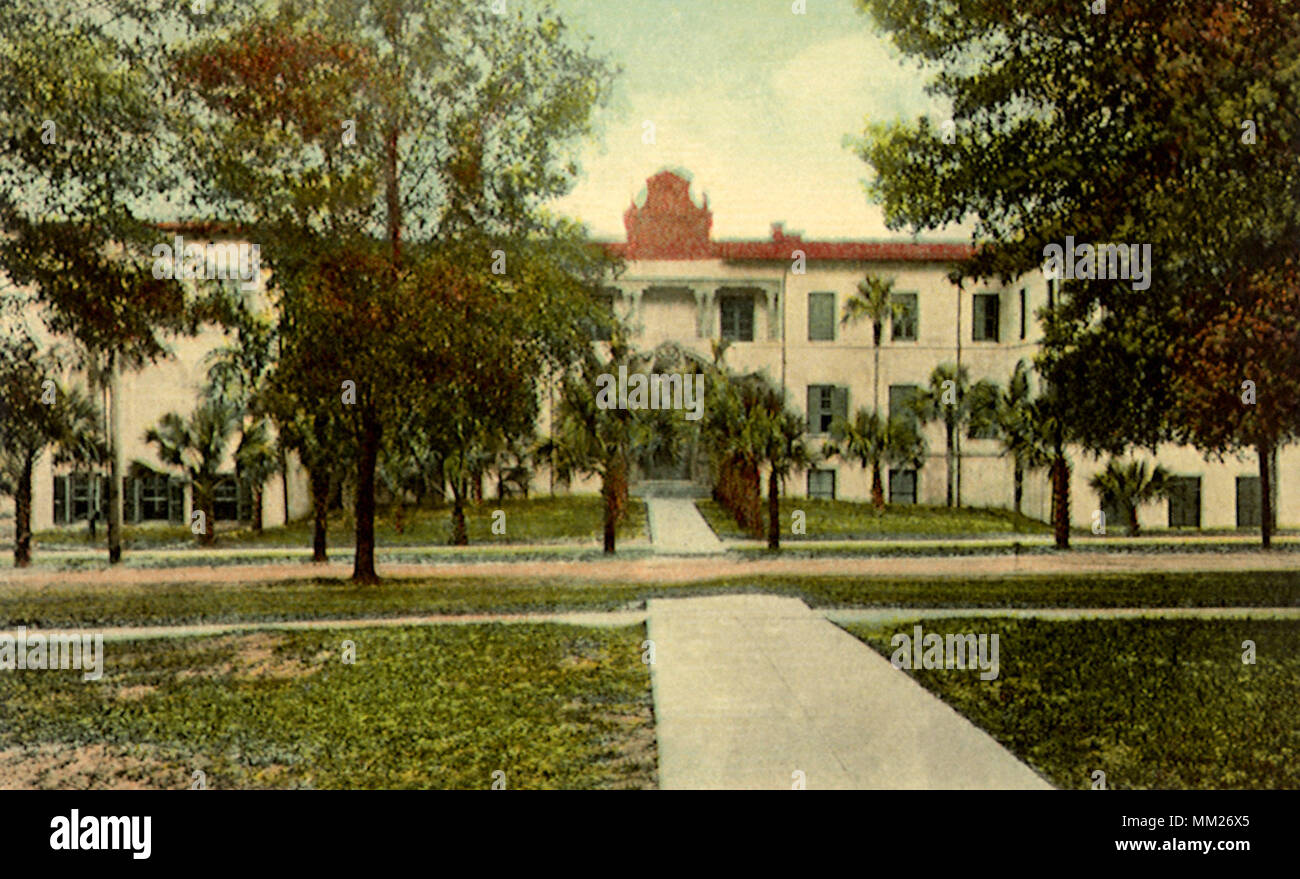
[644,497,725,555]
[646,594,1052,790]
[4,548,1297,589]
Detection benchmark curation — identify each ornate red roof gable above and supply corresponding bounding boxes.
[608,170,972,263]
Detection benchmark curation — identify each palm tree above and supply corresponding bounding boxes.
[841,274,899,412]
[701,367,777,538]
[911,363,995,507]
[760,407,818,550]
[540,336,672,553]
[143,397,241,546]
[1089,458,1172,536]
[0,340,105,566]
[968,360,1049,515]
[824,407,927,511]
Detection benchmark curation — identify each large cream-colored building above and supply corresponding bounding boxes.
[593,169,1294,530]
[9,168,1295,533]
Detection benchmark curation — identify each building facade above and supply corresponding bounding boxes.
[8,168,1295,534]
[594,169,1296,530]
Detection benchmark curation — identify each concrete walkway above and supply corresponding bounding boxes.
[644,497,725,555]
[647,594,1052,790]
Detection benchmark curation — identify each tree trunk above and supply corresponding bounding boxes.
[1126,504,1140,537]
[944,421,955,507]
[767,468,780,550]
[1050,453,1070,549]
[252,486,264,532]
[281,447,290,526]
[872,331,881,414]
[14,451,34,567]
[1259,441,1273,549]
[1013,460,1024,515]
[451,487,468,546]
[954,426,962,507]
[309,464,330,563]
[107,353,123,564]
[870,460,885,510]
[601,457,627,554]
[352,404,381,583]
[202,491,217,547]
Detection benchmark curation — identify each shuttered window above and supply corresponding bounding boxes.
[973,293,1000,342]
[806,385,847,434]
[807,469,836,500]
[891,293,918,341]
[889,384,921,424]
[808,292,835,341]
[719,295,754,342]
[1236,476,1261,528]
[1167,476,1202,528]
[889,469,918,505]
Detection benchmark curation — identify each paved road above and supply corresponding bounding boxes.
[646,594,1053,790]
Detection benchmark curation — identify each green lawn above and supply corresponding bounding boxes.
[3,571,1297,630]
[0,624,655,789]
[696,497,1050,540]
[843,616,1300,789]
[28,495,647,551]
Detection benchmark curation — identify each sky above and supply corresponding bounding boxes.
[547,0,953,242]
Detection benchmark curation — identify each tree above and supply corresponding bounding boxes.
[1169,261,1300,547]
[542,338,685,554]
[0,338,105,566]
[142,397,240,546]
[760,408,818,550]
[205,286,282,531]
[852,0,1300,543]
[0,0,209,565]
[968,360,1047,516]
[179,3,616,582]
[841,274,900,413]
[825,408,926,512]
[1089,458,1172,538]
[909,363,994,508]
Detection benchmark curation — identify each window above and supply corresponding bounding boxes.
[973,293,1000,342]
[214,477,240,521]
[807,292,835,341]
[891,293,918,341]
[719,295,754,342]
[807,469,836,500]
[1167,476,1202,528]
[889,384,921,424]
[806,385,847,434]
[138,473,171,521]
[1236,476,1263,528]
[53,473,105,523]
[1018,288,1027,340]
[889,469,917,505]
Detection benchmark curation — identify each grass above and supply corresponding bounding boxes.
[696,497,1051,540]
[843,616,1300,788]
[2,571,1297,630]
[27,495,648,551]
[0,624,655,789]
